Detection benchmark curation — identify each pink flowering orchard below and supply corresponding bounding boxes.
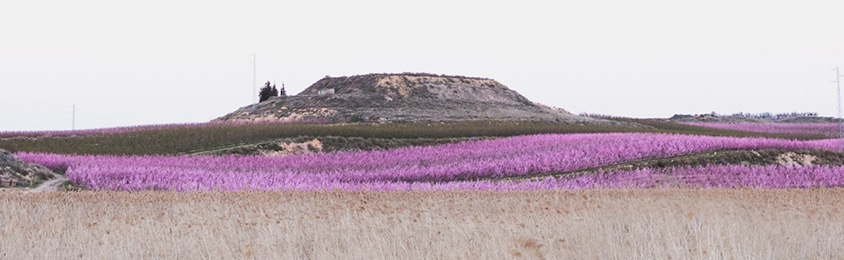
[16,133,844,191]
[686,122,840,137]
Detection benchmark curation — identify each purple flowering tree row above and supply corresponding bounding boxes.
[16,133,842,191]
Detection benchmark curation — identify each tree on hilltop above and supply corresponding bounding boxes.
[259,81,279,102]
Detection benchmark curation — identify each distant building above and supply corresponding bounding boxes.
[318,88,335,96]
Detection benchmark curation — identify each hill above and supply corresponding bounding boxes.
[216,73,602,123]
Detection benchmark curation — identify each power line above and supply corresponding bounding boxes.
[252,53,257,111]
[836,67,843,151]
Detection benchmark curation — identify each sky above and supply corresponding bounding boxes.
[2,0,843,131]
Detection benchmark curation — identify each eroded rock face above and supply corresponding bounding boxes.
[776,152,817,167]
[260,139,324,157]
[216,73,599,124]
[298,74,526,104]
[0,149,56,188]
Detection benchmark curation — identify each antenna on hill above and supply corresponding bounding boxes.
[252,53,257,111]
[72,104,77,131]
[836,67,843,151]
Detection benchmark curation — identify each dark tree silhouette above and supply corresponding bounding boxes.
[259,81,279,102]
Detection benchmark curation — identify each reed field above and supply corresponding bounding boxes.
[1,189,842,259]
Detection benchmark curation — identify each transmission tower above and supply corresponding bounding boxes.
[72,104,77,131]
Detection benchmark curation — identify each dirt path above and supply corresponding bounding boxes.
[26,175,69,193]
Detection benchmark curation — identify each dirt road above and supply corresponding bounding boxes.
[25,175,69,193]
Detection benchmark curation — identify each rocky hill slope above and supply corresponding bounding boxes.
[1,149,56,189]
[216,73,601,123]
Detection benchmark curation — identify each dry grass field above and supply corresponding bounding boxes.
[1,189,843,259]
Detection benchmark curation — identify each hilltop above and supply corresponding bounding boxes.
[216,73,603,124]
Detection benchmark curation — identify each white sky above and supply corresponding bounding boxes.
[2,0,843,131]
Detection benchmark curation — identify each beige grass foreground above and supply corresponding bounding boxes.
[1,189,842,259]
